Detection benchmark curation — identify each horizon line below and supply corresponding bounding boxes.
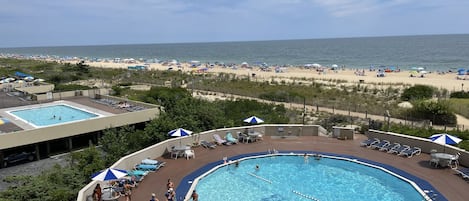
[1,33,468,49]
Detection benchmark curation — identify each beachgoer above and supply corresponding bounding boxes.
[255,164,259,170]
[235,160,239,167]
[191,190,199,201]
[304,153,309,163]
[314,154,322,160]
[165,188,175,201]
[150,193,159,201]
[124,182,132,201]
[93,184,102,201]
[167,178,174,190]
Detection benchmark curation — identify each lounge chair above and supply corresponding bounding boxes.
[453,167,469,180]
[371,140,390,150]
[200,140,217,149]
[360,138,379,147]
[388,145,410,154]
[213,134,233,145]
[225,132,238,144]
[379,143,400,152]
[398,147,422,158]
[141,158,159,165]
[135,162,166,171]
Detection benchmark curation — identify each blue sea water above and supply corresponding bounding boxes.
[1,34,469,70]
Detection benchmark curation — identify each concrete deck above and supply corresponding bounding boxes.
[123,135,467,201]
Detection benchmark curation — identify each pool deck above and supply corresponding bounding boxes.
[125,135,467,201]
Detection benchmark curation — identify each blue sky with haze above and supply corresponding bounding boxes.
[1,0,468,47]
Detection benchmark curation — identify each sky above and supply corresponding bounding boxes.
[0,0,468,48]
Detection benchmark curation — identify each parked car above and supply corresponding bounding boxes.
[3,151,35,167]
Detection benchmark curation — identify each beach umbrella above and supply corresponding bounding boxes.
[429,133,462,152]
[168,128,193,137]
[0,118,10,125]
[243,116,264,124]
[168,128,193,145]
[91,168,128,181]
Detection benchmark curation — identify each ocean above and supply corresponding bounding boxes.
[1,34,469,71]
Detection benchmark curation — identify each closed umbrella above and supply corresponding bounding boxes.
[429,133,462,152]
[243,116,264,124]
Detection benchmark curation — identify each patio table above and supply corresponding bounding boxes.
[433,153,456,167]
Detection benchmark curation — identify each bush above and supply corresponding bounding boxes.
[401,85,435,101]
[406,100,457,126]
[450,91,469,98]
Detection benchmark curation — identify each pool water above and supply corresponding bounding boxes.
[9,104,99,127]
[195,155,425,201]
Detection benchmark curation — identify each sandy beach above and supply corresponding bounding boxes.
[84,61,468,92]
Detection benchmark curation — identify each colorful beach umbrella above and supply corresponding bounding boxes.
[243,116,264,124]
[91,168,128,181]
[0,118,10,125]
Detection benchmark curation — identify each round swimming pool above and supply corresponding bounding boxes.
[187,153,433,201]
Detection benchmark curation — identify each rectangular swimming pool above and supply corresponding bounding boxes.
[8,104,100,127]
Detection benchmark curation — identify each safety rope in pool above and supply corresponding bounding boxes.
[292,190,320,201]
[247,172,272,184]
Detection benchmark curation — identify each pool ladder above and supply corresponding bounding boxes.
[292,190,320,201]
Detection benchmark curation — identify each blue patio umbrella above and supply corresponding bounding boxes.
[91,168,128,181]
[243,116,264,124]
[429,133,462,152]
[168,128,193,145]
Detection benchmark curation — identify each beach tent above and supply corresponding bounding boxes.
[457,68,466,75]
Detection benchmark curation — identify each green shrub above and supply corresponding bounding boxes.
[401,85,435,101]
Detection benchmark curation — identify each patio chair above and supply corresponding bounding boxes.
[225,132,238,144]
[379,143,400,152]
[213,134,233,145]
[429,154,440,168]
[398,146,421,158]
[237,132,252,143]
[184,149,195,160]
[360,138,379,147]
[200,140,217,149]
[388,145,410,154]
[371,140,390,150]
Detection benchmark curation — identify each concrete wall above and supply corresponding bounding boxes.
[367,129,468,166]
[35,89,109,101]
